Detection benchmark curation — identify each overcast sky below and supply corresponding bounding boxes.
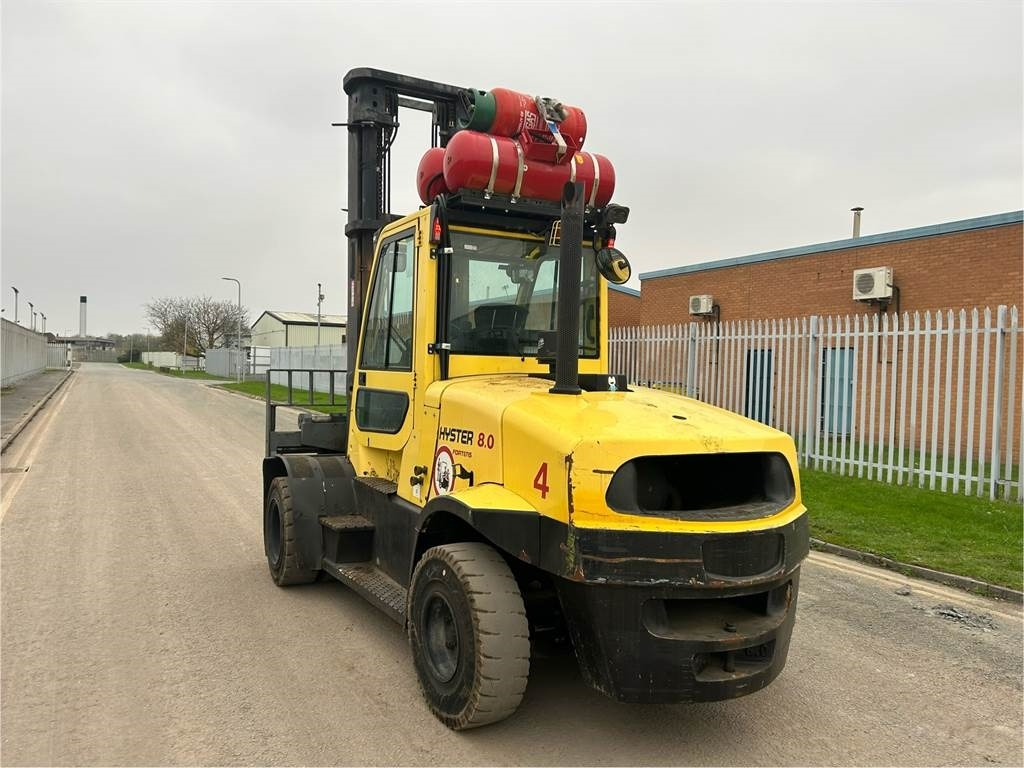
[2,0,1021,337]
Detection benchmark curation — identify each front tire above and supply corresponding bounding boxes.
[264,477,318,586]
[408,543,531,730]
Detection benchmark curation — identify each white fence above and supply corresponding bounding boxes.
[1,319,49,387]
[206,347,272,379]
[251,346,271,376]
[140,352,204,370]
[206,348,242,379]
[610,306,1022,502]
[269,344,347,397]
[47,343,70,368]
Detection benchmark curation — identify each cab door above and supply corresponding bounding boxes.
[350,226,418,482]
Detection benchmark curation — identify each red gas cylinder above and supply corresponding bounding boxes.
[416,147,450,204]
[489,87,588,155]
[442,130,615,207]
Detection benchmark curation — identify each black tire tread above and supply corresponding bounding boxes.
[410,542,530,730]
[269,477,317,586]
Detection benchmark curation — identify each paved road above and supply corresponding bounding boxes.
[2,364,1021,766]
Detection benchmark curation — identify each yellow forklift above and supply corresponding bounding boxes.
[262,68,808,730]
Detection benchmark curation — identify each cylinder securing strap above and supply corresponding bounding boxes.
[511,140,525,201]
[586,153,599,207]
[485,135,500,197]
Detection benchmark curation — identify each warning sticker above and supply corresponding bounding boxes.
[432,446,456,497]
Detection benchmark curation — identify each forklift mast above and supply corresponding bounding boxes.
[341,69,465,397]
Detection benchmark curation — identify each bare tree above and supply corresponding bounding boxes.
[145,296,249,355]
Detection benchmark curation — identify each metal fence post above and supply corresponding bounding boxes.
[989,305,1007,500]
[686,323,698,398]
[803,315,820,467]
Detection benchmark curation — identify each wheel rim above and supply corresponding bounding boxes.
[423,591,460,683]
[266,498,282,568]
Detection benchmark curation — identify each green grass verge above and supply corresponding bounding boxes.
[120,362,230,381]
[175,370,231,380]
[218,380,347,413]
[803,467,1023,590]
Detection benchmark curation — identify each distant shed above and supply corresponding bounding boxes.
[251,311,347,347]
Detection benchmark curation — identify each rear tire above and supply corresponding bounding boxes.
[408,542,531,730]
[264,477,318,586]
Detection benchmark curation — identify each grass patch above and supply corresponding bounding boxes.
[120,362,230,381]
[175,370,230,381]
[802,467,1023,590]
[219,380,347,414]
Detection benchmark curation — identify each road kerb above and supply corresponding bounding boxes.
[1,370,74,455]
[810,538,1023,604]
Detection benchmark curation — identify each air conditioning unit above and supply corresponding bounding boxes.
[852,267,893,301]
[689,294,714,315]
[688,296,712,317]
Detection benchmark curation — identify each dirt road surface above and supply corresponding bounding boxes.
[2,364,1021,766]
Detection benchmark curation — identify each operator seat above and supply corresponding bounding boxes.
[473,303,526,355]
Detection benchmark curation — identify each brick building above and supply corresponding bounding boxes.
[607,284,642,326]
[610,211,1022,326]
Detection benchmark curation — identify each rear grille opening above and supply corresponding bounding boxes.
[604,452,794,521]
[643,583,792,641]
[693,640,776,681]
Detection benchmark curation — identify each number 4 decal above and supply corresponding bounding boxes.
[533,462,549,499]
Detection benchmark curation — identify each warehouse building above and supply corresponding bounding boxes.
[250,311,347,347]
[609,210,1022,325]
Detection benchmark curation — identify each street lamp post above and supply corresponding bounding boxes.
[41,313,46,333]
[317,282,324,346]
[28,302,34,331]
[12,287,18,324]
[222,277,242,382]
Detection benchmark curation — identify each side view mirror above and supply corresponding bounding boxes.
[595,247,631,285]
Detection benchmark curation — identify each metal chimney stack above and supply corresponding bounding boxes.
[79,296,87,337]
[851,207,864,238]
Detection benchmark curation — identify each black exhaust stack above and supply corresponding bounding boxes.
[550,181,583,395]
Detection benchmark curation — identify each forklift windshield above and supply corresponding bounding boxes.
[447,229,599,358]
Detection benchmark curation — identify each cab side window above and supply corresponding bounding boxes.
[360,233,415,370]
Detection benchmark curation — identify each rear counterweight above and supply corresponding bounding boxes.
[556,570,801,702]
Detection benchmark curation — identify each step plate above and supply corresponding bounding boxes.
[321,514,374,532]
[323,560,407,624]
[355,476,398,495]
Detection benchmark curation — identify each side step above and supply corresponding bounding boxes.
[322,560,407,624]
[321,514,374,532]
[355,476,398,495]
[320,514,374,563]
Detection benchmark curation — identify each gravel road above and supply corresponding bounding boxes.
[2,363,1021,766]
